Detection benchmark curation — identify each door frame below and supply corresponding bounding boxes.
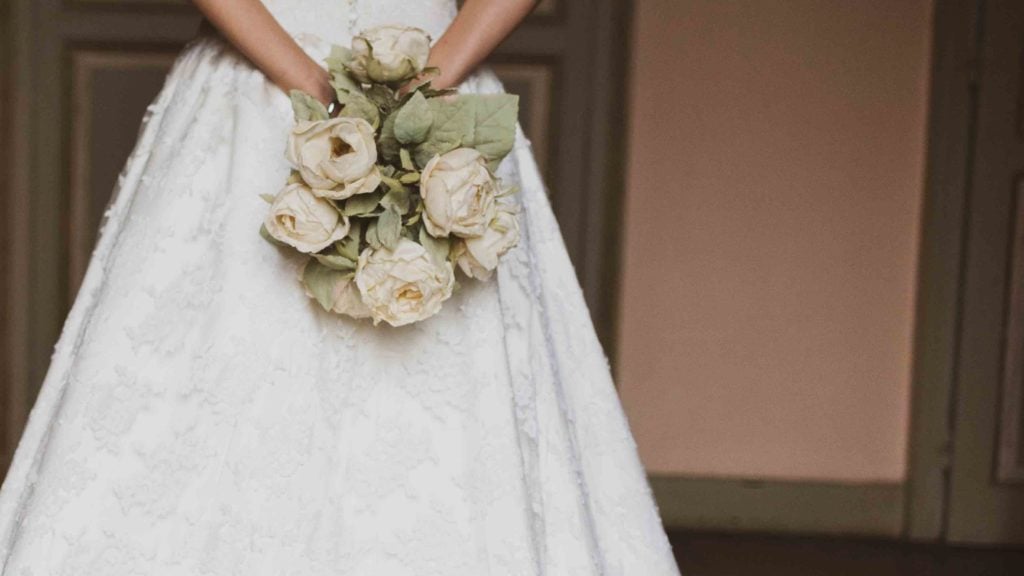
[0,0,11,474]
[0,0,32,475]
[903,0,983,543]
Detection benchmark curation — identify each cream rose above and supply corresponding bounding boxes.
[420,148,497,238]
[286,117,380,198]
[264,182,350,253]
[348,26,431,85]
[453,207,520,280]
[355,238,455,327]
[317,166,382,201]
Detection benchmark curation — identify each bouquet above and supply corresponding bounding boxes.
[260,26,521,327]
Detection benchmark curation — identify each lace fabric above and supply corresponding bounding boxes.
[0,2,680,574]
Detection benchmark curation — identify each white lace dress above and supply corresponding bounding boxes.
[0,1,680,574]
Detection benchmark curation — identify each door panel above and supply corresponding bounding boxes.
[947,0,1024,546]
[69,48,181,297]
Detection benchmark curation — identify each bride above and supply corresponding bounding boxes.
[0,0,680,574]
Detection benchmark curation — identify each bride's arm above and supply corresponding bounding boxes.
[190,0,334,104]
[428,0,539,90]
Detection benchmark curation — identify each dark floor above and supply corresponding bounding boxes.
[668,531,1024,576]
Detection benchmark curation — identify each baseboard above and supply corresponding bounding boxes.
[649,474,904,538]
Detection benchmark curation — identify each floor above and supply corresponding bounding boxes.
[668,531,1024,576]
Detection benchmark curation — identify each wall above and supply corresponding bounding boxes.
[619,0,933,482]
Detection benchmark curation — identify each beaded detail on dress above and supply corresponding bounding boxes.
[259,0,459,46]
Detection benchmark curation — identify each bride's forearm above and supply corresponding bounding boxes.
[428,0,538,89]
[191,0,333,104]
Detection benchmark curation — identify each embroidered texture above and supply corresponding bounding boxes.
[0,2,679,575]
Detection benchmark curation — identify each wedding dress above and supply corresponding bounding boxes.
[0,1,680,574]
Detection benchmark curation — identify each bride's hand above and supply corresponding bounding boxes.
[417,0,538,91]
[191,0,337,105]
[303,68,337,106]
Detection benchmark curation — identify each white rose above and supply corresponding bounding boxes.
[264,182,350,253]
[348,26,431,85]
[299,261,371,319]
[355,238,455,327]
[286,117,380,198]
[453,207,520,280]
[420,148,497,238]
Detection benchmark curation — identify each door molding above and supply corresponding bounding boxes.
[906,0,1024,546]
[945,0,1024,545]
[903,0,981,542]
[0,0,13,474]
[999,181,1024,483]
[1,0,33,475]
[575,0,634,364]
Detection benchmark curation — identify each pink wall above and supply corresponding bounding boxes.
[618,0,933,482]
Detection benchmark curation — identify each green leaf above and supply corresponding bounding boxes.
[377,113,401,163]
[336,93,380,129]
[463,94,519,170]
[301,258,353,311]
[325,46,365,97]
[365,219,382,249]
[399,148,416,172]
[413,97,474,167]
[341,191,384,216]
[418,226,452,265]
[290,90,329,122]
[394,91,434,145]
[330,73,362,99]
[379,174,403,192]
[364,84,398,113]
[380,186,411,215]
[312,252,357,271]
[399,171,420,184]
[377,206,402,250]
[259,193,276,204]
[335,226,361,261]
[411,94,519,169]
[325,45,353,75]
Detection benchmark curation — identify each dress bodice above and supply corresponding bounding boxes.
[260,0,459,47]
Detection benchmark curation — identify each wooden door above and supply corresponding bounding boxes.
[0,1,632,475]
[945,0,1024,546]
[1,0,201,477]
